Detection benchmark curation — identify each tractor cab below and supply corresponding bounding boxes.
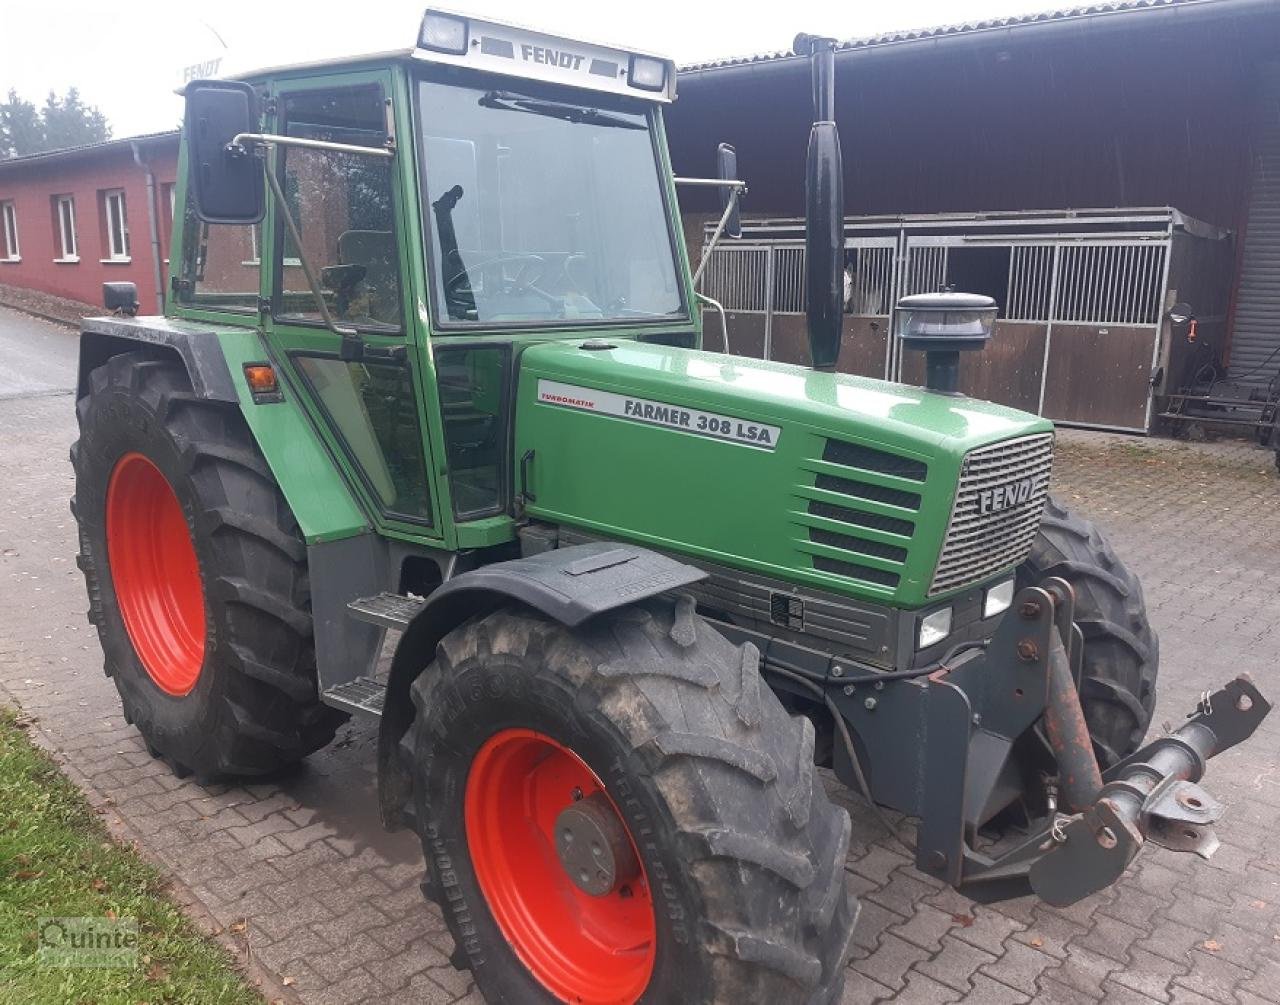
[172,10,695,552]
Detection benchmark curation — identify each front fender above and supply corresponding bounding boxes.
[376,542,706,830]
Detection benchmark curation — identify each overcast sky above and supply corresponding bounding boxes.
[5,0,1076,138]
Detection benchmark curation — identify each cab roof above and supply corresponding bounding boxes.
[206,8,677,102]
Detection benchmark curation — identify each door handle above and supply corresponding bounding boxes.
[520,449,536,504]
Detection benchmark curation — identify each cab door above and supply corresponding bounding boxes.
[260,71,447,543]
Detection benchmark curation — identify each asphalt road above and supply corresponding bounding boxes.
[0,306,76,399]
[3,304,1280,1004]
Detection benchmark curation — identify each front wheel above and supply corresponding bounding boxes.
[405,597,857,1004]
[1017,495,1159,767]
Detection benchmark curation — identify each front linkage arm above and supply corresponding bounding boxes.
[839,580,1270,907]
[1028,673,1267,905]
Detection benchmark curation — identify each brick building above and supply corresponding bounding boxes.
[0,131,180,314]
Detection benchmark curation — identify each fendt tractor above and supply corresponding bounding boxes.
[71,10,1269,1004]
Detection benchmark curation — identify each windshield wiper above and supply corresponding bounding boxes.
[479,91,645,130]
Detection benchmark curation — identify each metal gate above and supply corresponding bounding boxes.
[897,233,1169,430]
[1229,63,1280,387]
[700,209,1190,432]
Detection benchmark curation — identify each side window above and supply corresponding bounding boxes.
[294,356,433,523]
[276,85,401,330]
[434,345,510,517]
[178,208,261,312]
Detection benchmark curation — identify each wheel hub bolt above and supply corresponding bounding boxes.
[555,792,639,897]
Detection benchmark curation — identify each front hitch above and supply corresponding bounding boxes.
[1029,674,1268,905]
[874,580,1272,905]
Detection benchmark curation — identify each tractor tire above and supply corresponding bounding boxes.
[404,596,857,1005]
[71,350,344,780]
[1017,494,1159,768]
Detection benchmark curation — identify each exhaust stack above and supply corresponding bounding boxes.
[795,33,843,371]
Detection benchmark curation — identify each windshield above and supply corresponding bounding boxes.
[417,78,687,327]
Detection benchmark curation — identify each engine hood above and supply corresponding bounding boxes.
[513,340,1054,608]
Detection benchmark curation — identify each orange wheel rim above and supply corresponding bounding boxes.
[106,453,206,696]
[464,728,656,1004]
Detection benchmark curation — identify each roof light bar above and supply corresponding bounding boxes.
[419,11,469,55]
[413,8,677,101]
[628,54,666,91]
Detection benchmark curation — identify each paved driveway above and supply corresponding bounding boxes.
[2,305,1280,1004]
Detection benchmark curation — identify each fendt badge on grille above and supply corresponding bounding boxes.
[977,476,1039,515]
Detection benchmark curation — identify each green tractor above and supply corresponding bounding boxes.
[72,11,1268,1004]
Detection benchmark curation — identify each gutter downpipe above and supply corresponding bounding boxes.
[131,140,165,315]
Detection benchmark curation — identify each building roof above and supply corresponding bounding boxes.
[0,130,179,171]
[679,0,1260,73]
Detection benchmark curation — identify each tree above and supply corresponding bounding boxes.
[0,88,111,158]
[0,90,42,159]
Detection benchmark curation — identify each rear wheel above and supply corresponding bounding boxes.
[1017,495,1159,767]
[72,351,344,780]
[405,597,857,1004]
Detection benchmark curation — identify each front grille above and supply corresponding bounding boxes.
[930,433,1054,596]
[815,473,922,510]
[822,439,928,481]
[803,436,924,591]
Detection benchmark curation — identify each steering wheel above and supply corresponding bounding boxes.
[445,253,547,297]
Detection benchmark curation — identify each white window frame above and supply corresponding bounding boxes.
[55,196,78,262]
[0,201,18,261]
[102,189,130,262]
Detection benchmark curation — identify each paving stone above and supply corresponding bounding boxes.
[1109,946,1189,1003]
[868,868,947,919]
[1012,910,1090,960]
[1171,948,1255,1005]
[961,973,1033,1004]
[852,932,932,992]
[979,935,1058,995]
[892,903,962,952]
[838,970,895,1003]
[950,905,1026,956]
[1038,946,1122,1000]
[891,969,962,1004]
[916,935,998,993]
[850,899,907,957]
[1069,912,1147,965]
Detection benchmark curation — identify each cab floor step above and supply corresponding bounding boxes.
[323,676,386,716]
[347,592,426,630]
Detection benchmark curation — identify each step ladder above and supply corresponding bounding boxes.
[321,593,426,717]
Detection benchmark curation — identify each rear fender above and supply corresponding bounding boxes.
[79,317,368,545]
[79,317,238,403]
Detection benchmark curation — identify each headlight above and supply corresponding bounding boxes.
[917,607,952,650]
[419,12,469,54]
[629,55,666,91]
[983,579,1015,619]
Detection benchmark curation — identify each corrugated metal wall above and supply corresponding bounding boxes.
[1229,65,1280,386]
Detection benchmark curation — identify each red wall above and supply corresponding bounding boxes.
[0,137,178,313]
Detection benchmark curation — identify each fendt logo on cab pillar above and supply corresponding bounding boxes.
[977,477,1038,515]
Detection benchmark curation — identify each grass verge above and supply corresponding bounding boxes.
[0,706,263,1004]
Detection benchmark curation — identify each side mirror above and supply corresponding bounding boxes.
[184,79,265,225]
[716,143,742,239]
[103,281,139,317]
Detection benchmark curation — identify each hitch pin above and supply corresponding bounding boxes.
[1043,778,1067,844]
